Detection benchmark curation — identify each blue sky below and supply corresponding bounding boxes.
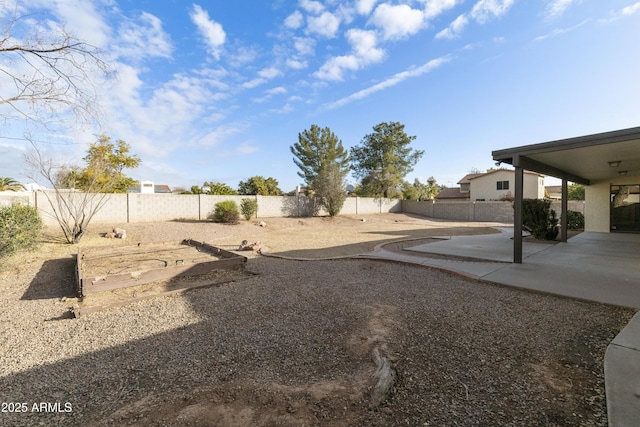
[1,0,640,192]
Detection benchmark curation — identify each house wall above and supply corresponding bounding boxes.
[469,170,543,201]
[585,173,640,232]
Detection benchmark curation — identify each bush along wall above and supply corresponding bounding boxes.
[566,210,585,230]
[210,200,240,224]
[520,199,559,240]
[0,204,43,258]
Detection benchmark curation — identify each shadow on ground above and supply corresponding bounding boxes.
[21,257,77,300]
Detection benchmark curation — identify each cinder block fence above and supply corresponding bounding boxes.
[0,191,583,226]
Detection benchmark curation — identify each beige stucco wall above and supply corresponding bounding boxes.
[585,173,640,232]
[470,170,544,201]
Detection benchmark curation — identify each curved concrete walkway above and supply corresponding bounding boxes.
[360,228,640,427]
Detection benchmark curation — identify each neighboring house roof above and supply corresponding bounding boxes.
[435,187,470,200]
[545,185,562,194]
[154,185,172,193]
[461,169,543,183]
[457,173,483,185]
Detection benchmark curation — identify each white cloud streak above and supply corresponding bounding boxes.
[533,19,591,42]
[545,0,578,19]
[600,2,640,23]
[190,4,226,59]
[471,0,515,24]
[436,0,514,40]
[435,14,469,39]
[424,0,464,20]
[325,55,452,109]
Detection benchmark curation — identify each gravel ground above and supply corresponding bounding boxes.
[0,215,635,426]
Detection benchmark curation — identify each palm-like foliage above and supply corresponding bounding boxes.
[0,177,25,192]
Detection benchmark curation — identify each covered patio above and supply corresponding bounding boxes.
[492,126,640,263]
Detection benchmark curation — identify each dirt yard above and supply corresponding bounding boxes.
[0,213,634,426]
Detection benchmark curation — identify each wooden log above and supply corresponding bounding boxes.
[370,347,397,407]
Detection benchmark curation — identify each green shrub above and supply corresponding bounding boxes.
[566,210,585,230]
[0,204,43,257]
[240,198,258,220]
[209,200,240,224]
[521,199,559,240]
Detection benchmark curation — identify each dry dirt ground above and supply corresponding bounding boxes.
[0,213,634,426]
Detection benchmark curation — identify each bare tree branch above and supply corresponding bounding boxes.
[0,10,114,134]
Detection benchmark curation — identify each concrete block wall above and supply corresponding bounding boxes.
[33,191,128,226]
[0,193,32,208]
[472,202,514,222]
[88,194,128,224]
[3,190,583,226]
[403,200,586,224]
[128,193,199,222]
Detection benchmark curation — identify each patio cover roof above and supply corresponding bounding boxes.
[491,126,640,263]
[492,126,640,184]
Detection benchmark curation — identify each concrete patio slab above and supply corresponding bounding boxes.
[480,232,640,309]
[404,227,551,263]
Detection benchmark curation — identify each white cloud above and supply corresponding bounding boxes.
[243,67,282,89]
[471,0,515,24]
[424,0,464,20]
[315,55,360,81]
[228,45,259,67]
[435,14,469,39]
[600,2,640,23]
[349,28,385,62]
[116,12,173,60]
[621,2,640,15]
[190,4,226,59]
[436,0,514,40]
[285,10,304,29]
[287,59,308,69]
[325,55,452,109]
[356,0,378,15]
[370,3,425,40]
[243,79,265,89]
[545,0,578,19]
[314,29,384,81]
[266,87,287,95]
[307,11,341,38]
[300,0,325,14]
[294,37,315,55]
[258,67,282,79]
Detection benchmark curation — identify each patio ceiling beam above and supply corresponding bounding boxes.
[512,155,590,185]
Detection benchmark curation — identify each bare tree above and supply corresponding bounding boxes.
[0,7,113,132]
[24,142,113,244]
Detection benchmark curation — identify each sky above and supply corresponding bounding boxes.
[1,0,640,192]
